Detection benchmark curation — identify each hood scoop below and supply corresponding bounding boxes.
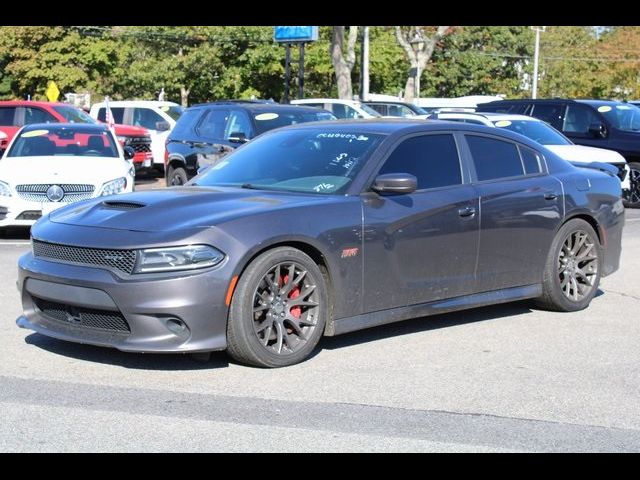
[101,200,146,210]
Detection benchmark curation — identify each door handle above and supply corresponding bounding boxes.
[458,206,476,217]
[544,193,558,200]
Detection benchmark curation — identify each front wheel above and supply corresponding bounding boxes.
[166,166,188,186]
[623,162,640,208]
[535,219,602,312]
[226,247,328,368]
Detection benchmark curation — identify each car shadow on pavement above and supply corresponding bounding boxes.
[24,333,229,370]
[320,300,537,352]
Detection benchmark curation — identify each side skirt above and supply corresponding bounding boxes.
[328,284,542,336]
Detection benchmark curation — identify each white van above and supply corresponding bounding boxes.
[89,100,184,173]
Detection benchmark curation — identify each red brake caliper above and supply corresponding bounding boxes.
[281,275,301,319]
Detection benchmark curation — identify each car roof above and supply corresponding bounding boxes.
[363,100,413,106]
[0,100,69,108]
[292,98,362,105]
[260,118,548,144]
[20,122,109,132]
[189,102,330,114]
[440,112,542,122]
[92,100,180,107]
[481,98,626,105]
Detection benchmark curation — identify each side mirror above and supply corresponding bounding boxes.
[371,173,417,195]
[588,122,607,139]
[228,132,248,144]
[123,146,135,160]
[155,121,171,132]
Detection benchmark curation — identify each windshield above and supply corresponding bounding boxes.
[160,105,184,122]
[252,110,336,135]
[595,103,640,132]
[492,119,571,145]
[52,106,96,124]
[8,127,119,158]
[193,129,385,194]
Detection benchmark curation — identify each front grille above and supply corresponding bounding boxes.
[16,210,42,220]
[16,184,95,203]
[33,296,130,333]
[124,137,152,153]
[131,143,151,153]
[32,240,137,275]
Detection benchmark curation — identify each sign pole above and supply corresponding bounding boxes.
[284,43,291,104]
[298,42,305,100]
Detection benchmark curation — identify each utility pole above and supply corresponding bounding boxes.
[531,26,546,99]
[361,26,370,102]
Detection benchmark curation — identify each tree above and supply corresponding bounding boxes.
[422,26,533,98]
[330,26,358,99]
[395,26,450,102]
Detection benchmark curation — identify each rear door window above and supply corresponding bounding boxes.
[466,135,524,181]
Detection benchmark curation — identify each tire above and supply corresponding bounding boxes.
[154,164,165,177]
[535,218,602,312]
[166,166,188,187]
[623,162,640,208]
[226,247,328,368]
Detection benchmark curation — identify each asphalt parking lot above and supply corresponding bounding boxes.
[1,185,639,451]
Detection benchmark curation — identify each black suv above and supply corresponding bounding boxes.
[363,101,429,117]
[478,98,640,206]
[165,101,335,186]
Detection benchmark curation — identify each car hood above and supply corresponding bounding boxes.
[545,145,626,164]
[48,186,335,232]
[112,124,148,137]
[0,156,130,185]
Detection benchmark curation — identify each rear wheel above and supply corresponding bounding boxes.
[167,166,188,186]
[536,219,602,312]
[623,162,640,208]
[226,247,328,368]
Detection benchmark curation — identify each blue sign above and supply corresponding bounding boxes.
[274,26,319,43]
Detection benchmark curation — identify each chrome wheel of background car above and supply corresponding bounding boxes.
[557,229,598,302]
[627,163,640,207]
[252,262,319,355]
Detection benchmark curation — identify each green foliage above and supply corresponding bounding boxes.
[0,26,638,105]
[423,26,534,98]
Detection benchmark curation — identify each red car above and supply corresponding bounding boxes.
[0,101,153,172]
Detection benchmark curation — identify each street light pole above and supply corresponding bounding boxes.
[531,26,546,99]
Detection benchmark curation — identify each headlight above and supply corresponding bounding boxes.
[100,177,127,196]
[0,180,11,197]
[117,136,127,144]
[134,245,225,273]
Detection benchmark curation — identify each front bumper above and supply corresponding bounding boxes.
[0,198,58,227]
[16,252,230,353]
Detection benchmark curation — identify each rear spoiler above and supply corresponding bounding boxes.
[569,161,619,177]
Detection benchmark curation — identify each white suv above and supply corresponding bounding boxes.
[291,98,382,119]
[89,101,184,173]
[431,111,631,195]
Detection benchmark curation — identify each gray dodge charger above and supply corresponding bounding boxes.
[16,120,624,367]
